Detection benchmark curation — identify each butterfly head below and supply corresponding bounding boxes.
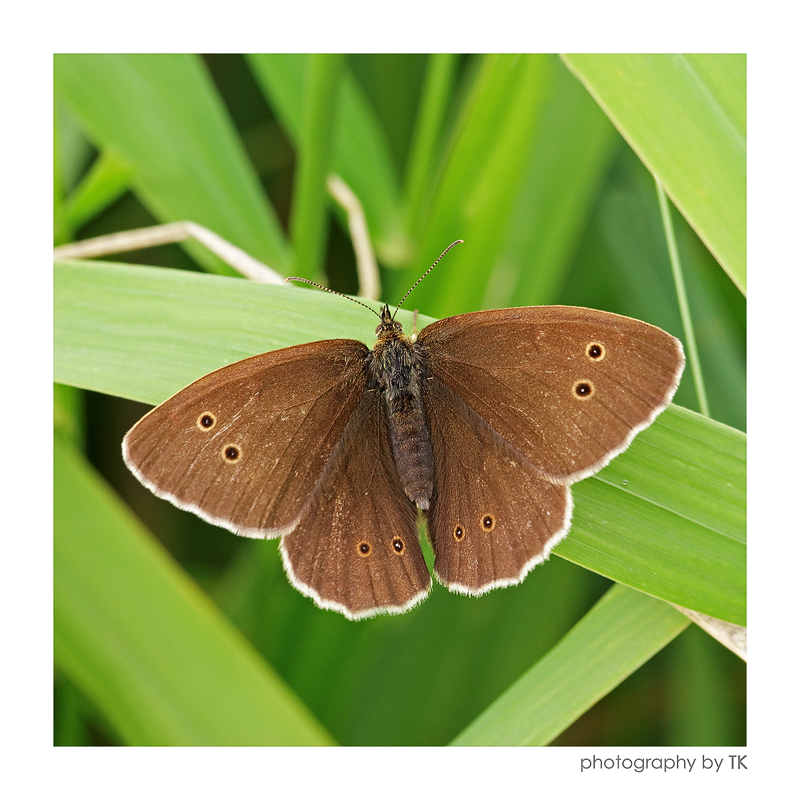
[376,303,405,340]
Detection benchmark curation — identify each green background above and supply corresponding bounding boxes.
[54,54,745,746]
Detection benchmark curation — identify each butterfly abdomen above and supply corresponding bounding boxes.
[369,309,434,511]
[384,385,433,511]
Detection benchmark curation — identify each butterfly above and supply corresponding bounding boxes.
[123,243,684,619]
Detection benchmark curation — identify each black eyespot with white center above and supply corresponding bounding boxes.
[197,412,216,430]
[222,444,241,461]
[586,342,605,361]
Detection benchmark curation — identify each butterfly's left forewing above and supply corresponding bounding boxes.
[123,339,371,538]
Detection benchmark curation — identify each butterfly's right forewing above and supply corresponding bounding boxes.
[418,307,684,482]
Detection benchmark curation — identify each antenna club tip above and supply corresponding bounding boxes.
[442,239,464,255]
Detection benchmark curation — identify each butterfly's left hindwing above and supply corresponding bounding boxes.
[422,376,572,594]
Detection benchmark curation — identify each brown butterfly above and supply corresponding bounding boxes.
[123,243,684,619]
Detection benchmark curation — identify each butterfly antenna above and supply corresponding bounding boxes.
[284,276,381,318]
[392,239,464,319]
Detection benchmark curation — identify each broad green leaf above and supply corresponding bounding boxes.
[55,260,745,625]
[54,53,289,273]
[452,584,689,745]
[54,433,334,745]
[563,54,746,294]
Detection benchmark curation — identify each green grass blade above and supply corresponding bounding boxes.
[54,53,289,273]
[247,54,408,262]
[493,57,621,308]
[54,433,335,745]
[53,259,379,403]
[61,149,135,235]
[288,54,345,279]
[392,54,551,317]
[403,54,460,237]
[54,98,95,245]
[55,260,745,625]
[563,54,746,294]
[657,179,710,416]
[451,584,689,745]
